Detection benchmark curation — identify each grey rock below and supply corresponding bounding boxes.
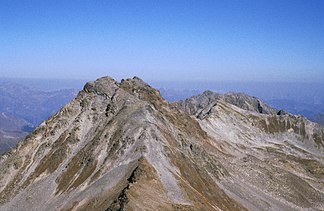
[0,76,323,211]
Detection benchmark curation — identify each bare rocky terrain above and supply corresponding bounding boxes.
[0,76,323,210]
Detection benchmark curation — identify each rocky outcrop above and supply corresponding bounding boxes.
[0,76,323,210]
[176,91,324,150]
[175,91,278,118]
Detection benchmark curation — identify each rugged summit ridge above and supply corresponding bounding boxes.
[0,77,242,210]
[176,91,324,149]
[0,76,323,210]
[175,90,278,118]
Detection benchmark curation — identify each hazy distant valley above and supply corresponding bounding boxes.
[0,80,78,153]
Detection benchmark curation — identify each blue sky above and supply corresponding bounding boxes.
[1,0,324,82]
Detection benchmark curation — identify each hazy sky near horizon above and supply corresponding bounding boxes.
[1,0,324,82]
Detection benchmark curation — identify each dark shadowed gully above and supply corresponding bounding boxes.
[0,76,323,210]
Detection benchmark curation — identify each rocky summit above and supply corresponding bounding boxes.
[0,76,323,211]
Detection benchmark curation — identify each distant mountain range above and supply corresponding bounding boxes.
[311,113,324,125]
[0,82,78,153]
[0,112,33,153]
[266,98,324,125]
[0,82,78,126]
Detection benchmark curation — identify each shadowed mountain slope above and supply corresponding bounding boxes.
[0,76,323,210]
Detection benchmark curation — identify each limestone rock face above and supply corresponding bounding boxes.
[0,76,323,211]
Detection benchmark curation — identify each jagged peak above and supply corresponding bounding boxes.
[120,76,150,89]
[120,76,167,107]
[83,76,157,97]
[201,90,214,95]
[83,76,119,97]
[81,76,167,112]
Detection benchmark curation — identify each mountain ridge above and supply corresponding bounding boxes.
[0,76,323,210]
